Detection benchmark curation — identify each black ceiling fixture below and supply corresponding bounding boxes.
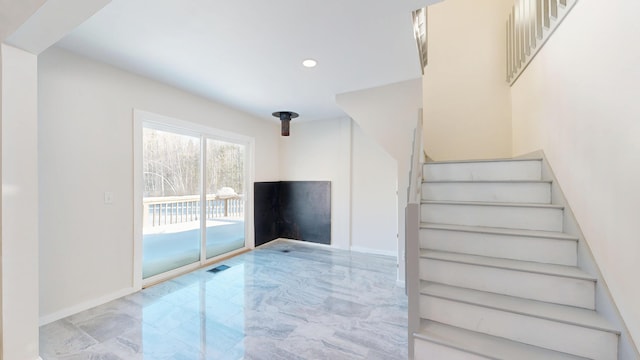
[272,111,299,136]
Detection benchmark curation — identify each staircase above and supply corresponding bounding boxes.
[412,158,620,359]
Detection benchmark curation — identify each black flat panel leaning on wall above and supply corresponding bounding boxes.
[254,181,331,246]
[279,181,331,244]
[254,182,281,247]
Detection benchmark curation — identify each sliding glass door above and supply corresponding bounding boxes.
[205,139,246,260]
[140,121,249,281]
[142,128,202,279]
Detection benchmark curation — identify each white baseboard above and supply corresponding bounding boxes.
[268,239,398,257]
[269,238,332,248]
[39,287,136,326]
[350,246,397,257]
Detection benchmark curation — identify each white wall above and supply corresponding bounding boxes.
[38,47,281,322]
[351,122,397,256]
[337,78,423,283]
[279,117,352,250]
[1,1,45,357]
[1,44,40,360]
[278,118,398,256]
[511,0,640,349]
[423,0,513,161]
[6,0,111,54]
[0,0,47,41]
[0,42,3,360]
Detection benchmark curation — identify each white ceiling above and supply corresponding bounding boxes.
[55,0,436,122]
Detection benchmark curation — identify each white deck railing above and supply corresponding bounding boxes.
[507,0,578,84]
[143,194,244,227]
[406,111,424,360]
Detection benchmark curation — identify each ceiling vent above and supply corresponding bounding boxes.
[272,111,299,136]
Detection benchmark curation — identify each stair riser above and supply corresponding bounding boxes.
[420,229,577,266]
[421,296,618,360]
[424,161,542,181]
[414,338,490,360]
[420,259,595,309]
[422,182,551,203]
[421,203,563,232]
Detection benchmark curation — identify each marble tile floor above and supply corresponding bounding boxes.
[40,240,408,359]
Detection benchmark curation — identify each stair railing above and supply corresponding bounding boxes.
[506,0,578,84]
[406,110,424,360]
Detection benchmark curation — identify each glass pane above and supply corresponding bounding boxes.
[205,139,245,259]
[142,128,201,278]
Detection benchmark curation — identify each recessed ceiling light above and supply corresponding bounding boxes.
[302,59,317,68]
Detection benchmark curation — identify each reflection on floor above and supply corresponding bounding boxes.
[143,219,245,278]
[40,240,408,359]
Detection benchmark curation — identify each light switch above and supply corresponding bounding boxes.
[104,191,114,204]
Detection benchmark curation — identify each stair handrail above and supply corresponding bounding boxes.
[407,110,424,205]
[406,109,423,359]
[506,0,578,84]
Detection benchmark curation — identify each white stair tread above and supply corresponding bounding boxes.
[422,200,564,209]
[421,223,578,241]
[421,282,619,334]
[421,250,595,281]
[425,158,542,165]
[415,321,588,360]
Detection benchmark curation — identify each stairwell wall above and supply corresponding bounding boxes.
[422,0,513,161]
[510,0,640,350]
[350,121,398,256]
[337,78,423,283]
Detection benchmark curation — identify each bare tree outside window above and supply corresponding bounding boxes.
[143,129,244,197]
[143,128,200,197]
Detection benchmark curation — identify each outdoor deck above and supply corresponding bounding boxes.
[143,195,246,278]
